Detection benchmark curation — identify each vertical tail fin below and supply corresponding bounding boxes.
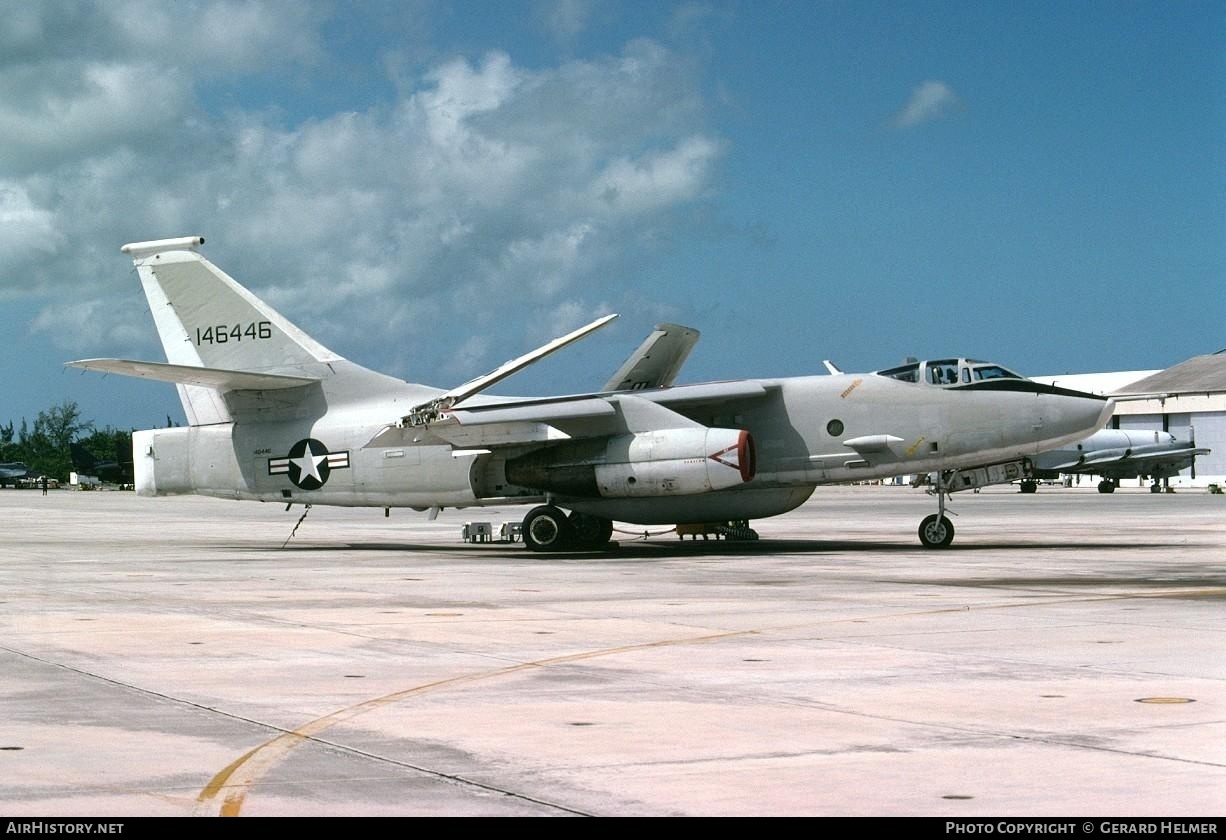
[69,442,97,473]
[122,237,343,424]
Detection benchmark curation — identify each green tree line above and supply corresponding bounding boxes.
[1,400,133,482]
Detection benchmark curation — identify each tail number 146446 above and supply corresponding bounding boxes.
[195,322,272,345]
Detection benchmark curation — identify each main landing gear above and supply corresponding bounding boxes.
[1097,479,1116,494]
[521,505,614,552]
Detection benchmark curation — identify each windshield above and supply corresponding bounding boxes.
[875,358,1025,385]
[969,363,1023,381]
[877,362,920,382]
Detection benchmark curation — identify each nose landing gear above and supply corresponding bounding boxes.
[919,510,955,548]
[919,459,1030,548]
[919,482,956,549]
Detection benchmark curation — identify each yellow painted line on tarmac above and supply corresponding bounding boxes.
[195,627,759,816]
[197,585,1212,816]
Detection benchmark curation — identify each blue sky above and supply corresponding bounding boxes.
[2,0,1223,432]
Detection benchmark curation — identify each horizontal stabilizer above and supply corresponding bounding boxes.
[66,359,319,391]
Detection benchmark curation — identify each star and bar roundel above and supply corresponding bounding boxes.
[268,438,350,490]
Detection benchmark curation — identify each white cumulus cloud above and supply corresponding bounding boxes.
[536,0,596,41]
[4,10,722,384]
[591,136,721,214]
[0,182,65,272]
[892,80,961,128]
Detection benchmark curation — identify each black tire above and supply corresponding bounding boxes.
[522,505,573,552]
[1097,480,1115,494]
[1019,480,1038,494]
[568,512,613,550]
[918,514,955,548]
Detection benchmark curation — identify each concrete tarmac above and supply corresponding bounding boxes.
[0,486,1223,817]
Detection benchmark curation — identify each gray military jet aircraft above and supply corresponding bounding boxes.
[0,462,31,487]
[1023,427,1208,493]
[70,442,135,487]
[68,237,1114,549]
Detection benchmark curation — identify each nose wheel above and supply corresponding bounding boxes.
[919,513,955,548]
[920,473,956,548]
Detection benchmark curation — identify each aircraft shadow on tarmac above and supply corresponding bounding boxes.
[232,536,1179,559]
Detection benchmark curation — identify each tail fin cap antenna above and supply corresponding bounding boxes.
[121,237,206,259]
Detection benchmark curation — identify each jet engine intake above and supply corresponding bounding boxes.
[506,427,755,499]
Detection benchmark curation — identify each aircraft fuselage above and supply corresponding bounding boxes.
[76,237,1115,547]
[133,370,1112,525]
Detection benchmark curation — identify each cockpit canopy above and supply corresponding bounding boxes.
[875,358,1025,387]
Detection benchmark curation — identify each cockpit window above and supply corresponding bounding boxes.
[878,362,919,382]
[926,360,961,386]
[876,358,1025,385]
[972,365,1022,381]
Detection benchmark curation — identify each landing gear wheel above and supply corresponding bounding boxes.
[1019,480,1038,494]
[918,514,955,549]
[568,512,613,550]
[1097,479,1116,494]
[522,505,574,552]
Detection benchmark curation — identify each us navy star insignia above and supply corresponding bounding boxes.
[268,439,350,490]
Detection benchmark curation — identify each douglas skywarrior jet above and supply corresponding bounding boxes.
[68,237,1114,549]
[1024,427,1208,494]
[0,462,31,487]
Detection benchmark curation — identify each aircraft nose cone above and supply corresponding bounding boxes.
[1037,384,1115,448]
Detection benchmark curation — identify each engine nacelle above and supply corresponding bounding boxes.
[132,425,238,497]
[505,427,755,499]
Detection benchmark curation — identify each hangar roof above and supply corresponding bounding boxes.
[1115,353,1226,396]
